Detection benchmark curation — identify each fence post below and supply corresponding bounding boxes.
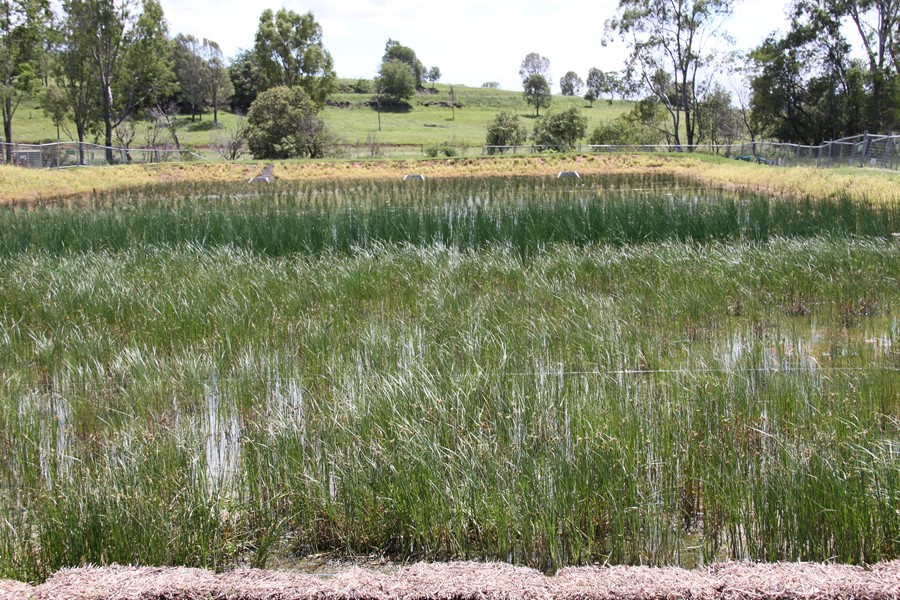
[862,133,869,166]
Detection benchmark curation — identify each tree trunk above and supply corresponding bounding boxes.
[104,111,114,164]
[102,83,114,164]
[3,97,12,163]
[77,122,86,166]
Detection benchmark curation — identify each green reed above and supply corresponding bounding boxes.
[0,177,897,582]
[0,177,896,257]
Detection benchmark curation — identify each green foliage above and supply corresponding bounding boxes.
[784,0,899,133]
[376,59,416,104]
[423,141,456,157]
[172,34,210,119]
[748,31,872,143]
[246,85,332,159]
[60,0,175,160]
[560,71,583,96]
[629,97,674,143]
[586,68,621,104]
[531,106,588,148]
[519,52,551,85]
[695,84,744,149]
[523,73,551,116]
[254,8,335,107]
[1,0,51,156]
[204,40,233,124]
[228,49,266,113]
[589,111,664,146]
[484,110,527,152]
[169,35,231,122]
[52,0,100,148]
[424,66,441,89]
[605,0,735,147]
[121,0,176,106]
[383,39,424,88]
[39,84,70,139]
[352,78,371,94]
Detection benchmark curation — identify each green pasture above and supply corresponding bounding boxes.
[0,175,897,582]
[9,83,629,151]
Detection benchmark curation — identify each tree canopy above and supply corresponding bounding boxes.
[746,0,898,141]
[519,52,551,86]
[605,0,735,148]
[254,8,335,107]
[1,0,47,161]
[523,73,551,116]
[60,0,174,162]
[560,71,583,96]
[246,85,331,159]
[376,58,416,104]
[484,110,527,152]
[532,106,588,149]
[383,39,424,88]
[228,49,266,113]
[172,34,208,120]
[586,68,622,104]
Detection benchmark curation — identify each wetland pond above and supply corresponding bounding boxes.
[0,175,897,580]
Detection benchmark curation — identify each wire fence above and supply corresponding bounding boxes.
[731,134,900,169]
[3,134,899,170]
[484,134,900,170]
[0,141,208,168]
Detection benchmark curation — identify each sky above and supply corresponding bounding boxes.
[158,0,792,92]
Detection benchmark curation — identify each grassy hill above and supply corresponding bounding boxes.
[9,82,631,155]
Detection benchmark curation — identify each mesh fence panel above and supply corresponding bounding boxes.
[1,142,207,168]
[3,135,898,170]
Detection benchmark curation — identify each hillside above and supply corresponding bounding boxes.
[8,82,631,156]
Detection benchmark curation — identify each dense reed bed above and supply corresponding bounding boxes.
[0,176,897,582]
[1,176,897,256]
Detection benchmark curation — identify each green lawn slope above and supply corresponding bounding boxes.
[9,82,631,153]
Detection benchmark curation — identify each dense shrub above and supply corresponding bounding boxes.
[531,107,588,149]
[589,113,665,146]
[246,86,335,159]
[484,111,528,153]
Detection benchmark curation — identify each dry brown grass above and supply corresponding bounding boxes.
[2,155,898,205]
[5,560,897,600]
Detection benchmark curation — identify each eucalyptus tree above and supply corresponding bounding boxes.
[228,48,266,113]
[254,8,335,106]
[519,52,551,85]
[382,39,424,88]
[781,0,899,132]
[523,73,551,116]
[560,71,583,96]
[172,33,209,121]
[62,0,174,163]
[49,19,99,162]
[202,39,232,124]
[1,0,49,161]
[586,67,622,104]
[605,0,735,149]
